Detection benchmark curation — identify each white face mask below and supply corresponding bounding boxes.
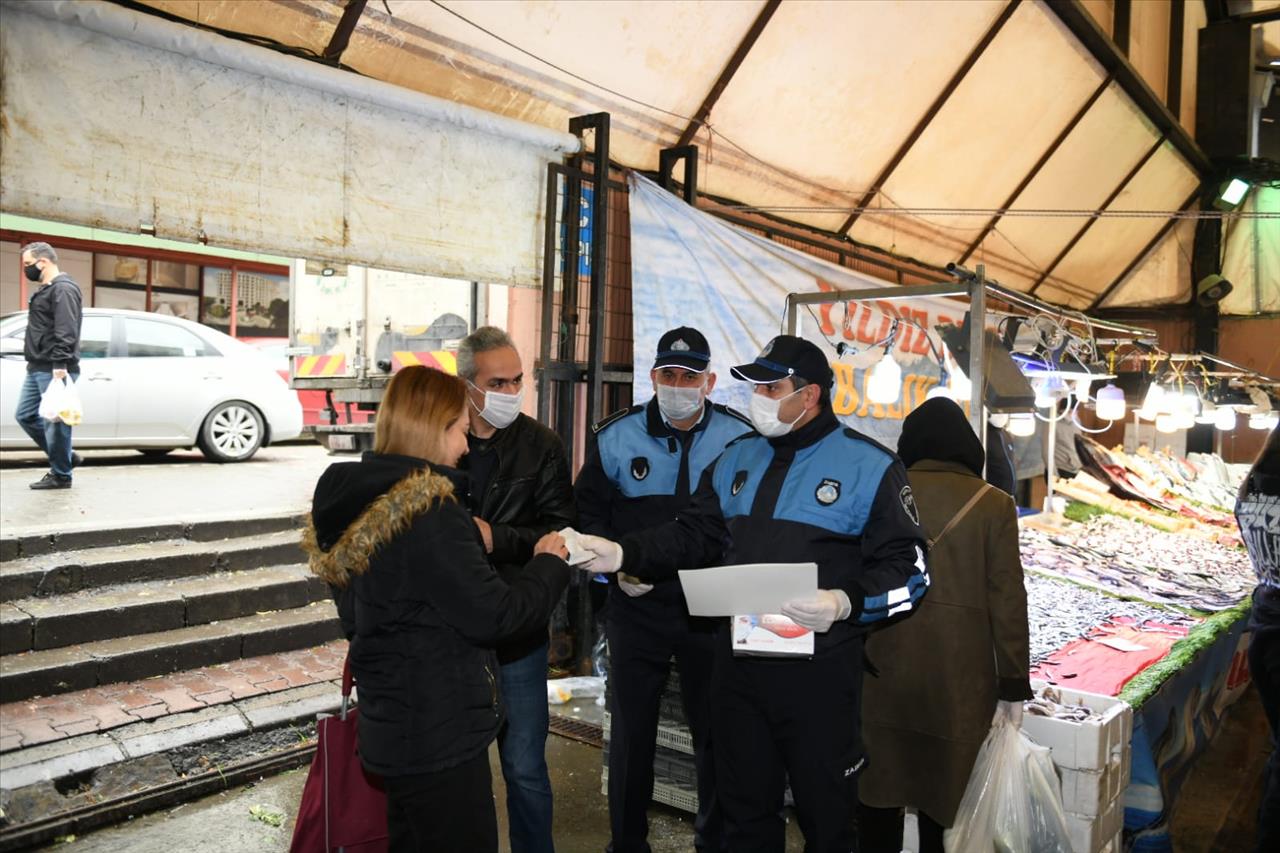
[655,380,706,422]
[749,387,805,438]
[469,382,523,429]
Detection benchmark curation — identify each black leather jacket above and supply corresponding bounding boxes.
[461,412,577,663]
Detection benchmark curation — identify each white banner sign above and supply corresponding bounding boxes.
[628,174,972,448]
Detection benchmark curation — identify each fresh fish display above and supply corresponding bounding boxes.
[1023,574,1190,666]
[1020,514,1252,612]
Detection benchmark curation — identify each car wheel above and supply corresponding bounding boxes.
[137,448,174,458]
[199,401,264,463]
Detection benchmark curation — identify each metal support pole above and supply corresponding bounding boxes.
[968,269,987,439]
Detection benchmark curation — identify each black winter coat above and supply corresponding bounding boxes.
[303,452,570,777]
[24,274,82,372]
[459,412,576,663]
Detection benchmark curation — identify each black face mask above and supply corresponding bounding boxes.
[23,263,42,283]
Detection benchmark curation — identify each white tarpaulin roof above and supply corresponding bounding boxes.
[9,0,1273,310]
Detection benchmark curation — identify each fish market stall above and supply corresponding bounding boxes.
[1017,445,1253,853]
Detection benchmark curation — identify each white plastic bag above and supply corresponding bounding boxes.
[546,676,605,705]
[38,376,83,426]
[944,719,1073,853]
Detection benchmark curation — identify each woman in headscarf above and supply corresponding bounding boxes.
[857,397,1033,853]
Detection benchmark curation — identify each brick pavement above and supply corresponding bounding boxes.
[0,640,347,753]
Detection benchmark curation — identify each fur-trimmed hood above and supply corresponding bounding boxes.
[301,453,462,587]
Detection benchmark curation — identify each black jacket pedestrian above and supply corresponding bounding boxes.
[24,274,82,373]
[460,412,576,663]
[303,452,570,777]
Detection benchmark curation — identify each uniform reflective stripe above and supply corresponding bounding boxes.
[858,548,929,624]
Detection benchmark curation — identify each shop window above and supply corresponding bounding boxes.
[201,267,289,337]
[80,316,113,359]
[149,260,200,320]
[124,317,215,358]
[93,252,148,311]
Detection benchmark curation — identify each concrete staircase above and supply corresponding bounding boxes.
[0,515,341,703]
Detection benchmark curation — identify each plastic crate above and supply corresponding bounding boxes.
[652,779,699,814]
[602,711,695,755]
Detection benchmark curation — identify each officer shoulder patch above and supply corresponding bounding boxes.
[731,470,749,496]
[841,427,898,461]
[631,457,650,481]
[712,403,755,429]
[899,485,920,525]
[592,405,641,435]
[815,478,841,506]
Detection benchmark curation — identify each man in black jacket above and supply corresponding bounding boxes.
[457,326,576,853]
[15,242,82,490]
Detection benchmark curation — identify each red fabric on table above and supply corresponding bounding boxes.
[1030,618,1191,697]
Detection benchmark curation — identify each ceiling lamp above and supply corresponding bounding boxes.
[1094,383,1127,421]
[1215,407,1237,431]
[866,352,902,405]
[1155,412,1179,433]
[1007,413,1037,437]
[1137,382,1164,420]
[926,383,953,401]
[1251,412,1280,430]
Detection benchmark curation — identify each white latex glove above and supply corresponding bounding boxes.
[617,573,653,598]
[780,589,852,633]
[576,533,623,574]
[993,700,1024,727]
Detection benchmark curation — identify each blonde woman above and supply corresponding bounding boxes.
[304,365,570,853]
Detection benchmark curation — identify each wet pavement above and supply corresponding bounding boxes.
[0,444,334,539]
[50,733,808,853]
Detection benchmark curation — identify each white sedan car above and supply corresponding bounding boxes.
[1,309,303,462]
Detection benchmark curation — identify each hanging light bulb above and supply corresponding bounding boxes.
[1073,378,1094,402]
[1214,407,1237,431]
[1007,413,1037,437]
[1155,412,1178,433]
[949,362,972,400]
[866,352,902,405]
[1251,412,1280,430]
[1137,382,1164,420]
[1034,376,1065,409]
[1195,400,1218,425]
[1094,383,1127,421]
[926,382,953,401]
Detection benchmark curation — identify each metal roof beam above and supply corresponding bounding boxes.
[1028,135,1165,296]
[675,0,782,148]
[323,0,367,63]
[958,75,1112,265]
[1044,0,1211,174]
[837,0,1024,236]
[1087,186,1200,310]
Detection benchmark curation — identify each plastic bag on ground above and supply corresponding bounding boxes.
[38,376,83,426]
[944,718,1073,853]
[546,676,606,705]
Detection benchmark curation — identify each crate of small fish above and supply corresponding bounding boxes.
[1021,681,1132,773]
[1021,682,1132,852]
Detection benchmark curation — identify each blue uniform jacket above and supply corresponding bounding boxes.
[575,398,754,611]
[618,408,930,653]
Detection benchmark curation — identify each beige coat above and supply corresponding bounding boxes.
[859,460,1031,826]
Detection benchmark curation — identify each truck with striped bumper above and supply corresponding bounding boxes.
[289,260,475,452]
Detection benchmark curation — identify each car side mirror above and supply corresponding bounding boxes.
[0,337,23,357]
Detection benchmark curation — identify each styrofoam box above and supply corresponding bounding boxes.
[1059,752,1123,818]
[1020,681,1133,771]
[1063,794,1123,853]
